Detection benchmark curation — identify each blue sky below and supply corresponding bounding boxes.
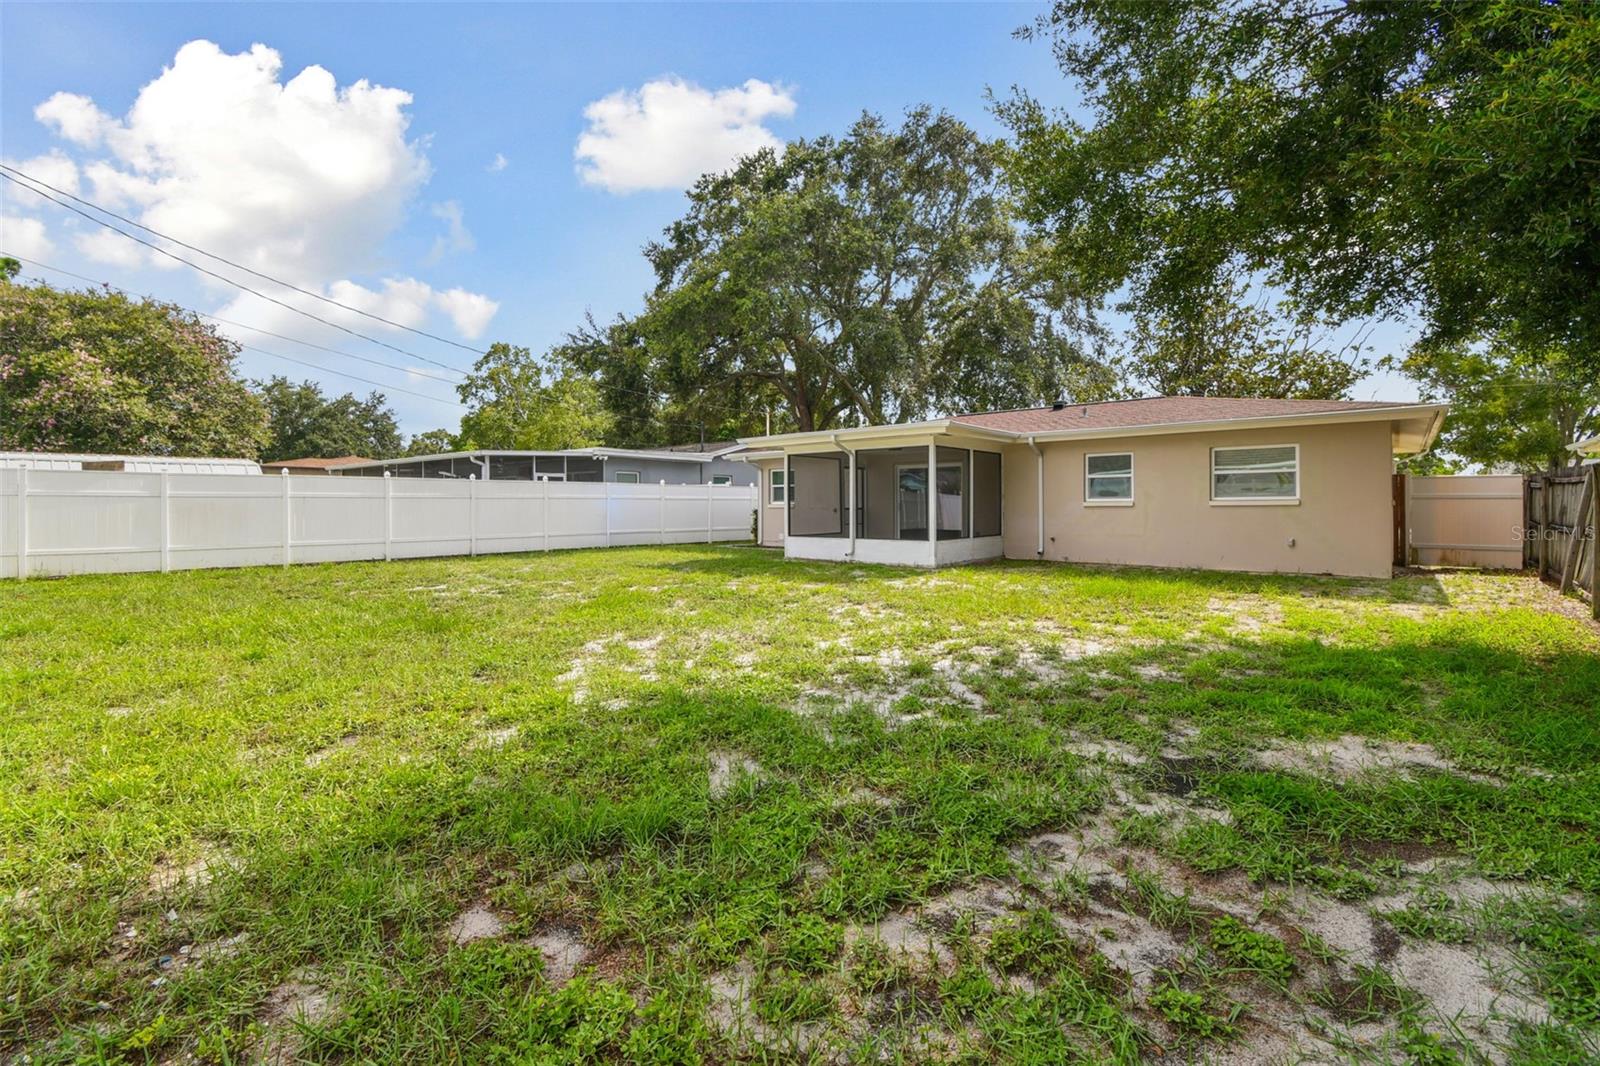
[0,2,1417,438]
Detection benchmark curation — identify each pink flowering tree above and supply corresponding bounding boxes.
[0,274,267,457]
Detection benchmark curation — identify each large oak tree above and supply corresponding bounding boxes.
[583,108,1116,436]
[1004,1,1600,376]
[255,376,403,461]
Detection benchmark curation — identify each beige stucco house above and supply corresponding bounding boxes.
[737,396,1447,579]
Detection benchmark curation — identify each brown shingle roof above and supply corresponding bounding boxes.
[952,397,1415,435]
[660,440,742,453]
[263,455,371,469]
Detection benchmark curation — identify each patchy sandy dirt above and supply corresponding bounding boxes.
[478,725,519,748]
[708,751,761,798]
[525,926,589,985]
[304,733,361,768]
[256,979,334,1065]
[147,846,235,895]
[445,902,507,945]
[1255,734,1500,784]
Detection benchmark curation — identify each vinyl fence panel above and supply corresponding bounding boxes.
[0,469,756,580]
[1405,474,1524,569]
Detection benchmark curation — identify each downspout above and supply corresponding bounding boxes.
[468,453,490,480]
[1026,436,1044,558]
[831,433,856,560]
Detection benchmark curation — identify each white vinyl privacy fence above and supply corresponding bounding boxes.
[0,468,757,579]
[1404,474,1525,569]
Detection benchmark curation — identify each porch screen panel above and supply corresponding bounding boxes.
[972,450,1002,537]
[489,456,534,480]
[936,447,971,538]
[566,457,605,482]
[855,447,922,539]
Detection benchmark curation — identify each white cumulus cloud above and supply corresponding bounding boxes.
[575,76,796,194]
[427,200,474,263]
[75,229,145,268]
[433,288,499,339]
[0,213,53,260]
[29,40,497,342]
[4,150,81,197]
[34,92,114,147]
[487,152,508,173]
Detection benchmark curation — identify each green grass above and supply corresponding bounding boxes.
[1,545,1597,1062]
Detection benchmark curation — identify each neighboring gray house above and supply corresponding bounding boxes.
[331,444,757,486]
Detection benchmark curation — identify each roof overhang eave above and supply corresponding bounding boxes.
[1014,403,1450,455]
[738,419,1017,452]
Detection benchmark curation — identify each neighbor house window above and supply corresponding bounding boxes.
[770,468,789,505]
[710,474,733,486]
[1085,452,1133,504]
[1211,444,1299,501]
[614,470,641,484]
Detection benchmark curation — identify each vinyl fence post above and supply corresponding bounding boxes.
[605,482,612,548]
[281,469,292,568]
[540,477,549,553]
[468,475,478,557]
[659,480,667,545]
[383,471,393,562]
[16,465,27,582]
[160,470,171,573]
[706,482,714,544]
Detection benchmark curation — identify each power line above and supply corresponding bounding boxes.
[7,264,747,433]
[8,255,464,387]
[0,162,487,355]
[4,249,768,438]
[236,344,466,409]
[0,170,471,374]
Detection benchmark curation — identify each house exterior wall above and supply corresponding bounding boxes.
[702,458,758,486]
[614,456,759,486]
[606,457,708,485]
[752,458,786,547]
[1000,420,1394,578]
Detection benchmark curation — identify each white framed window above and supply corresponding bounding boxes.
[710,474,733,486]
[1084,452,1133,505]
[1211,444,1299,503]
[614,470,641,484]
[770,468,789,505]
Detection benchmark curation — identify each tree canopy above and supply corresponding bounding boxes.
[1393,337,1599,473]
[255,376,403,461]
[579,108,1116,438]
[1122,275,1368,399]
[1004,1,1600,376]
[455,342,613,450]
[0,276,267,457]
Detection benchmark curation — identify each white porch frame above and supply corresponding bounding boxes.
[775,427,1007,568]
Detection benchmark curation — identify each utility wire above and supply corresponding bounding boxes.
[8,255,464,387]
[9,257,760,435]
[235,344,466,409]
[5,250,766,437]
[0,162,486,354]
[0,170,471,374]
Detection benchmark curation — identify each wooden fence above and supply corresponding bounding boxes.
[1525,467,1598,618]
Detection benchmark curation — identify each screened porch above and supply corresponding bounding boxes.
[779,437,1004,567]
